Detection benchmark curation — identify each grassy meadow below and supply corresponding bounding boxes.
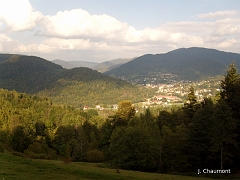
[0,152,220,180]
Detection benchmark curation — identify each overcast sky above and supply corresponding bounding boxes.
[0,0,239,62]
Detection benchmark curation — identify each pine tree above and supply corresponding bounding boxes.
[220,62,240,169]
[183,86,200,125]
[210,99,237,170]
[220,63,240,119]
[110,123,159,171]
[188,98,215,170]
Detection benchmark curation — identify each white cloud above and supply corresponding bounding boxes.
[0,0,42,31]
[0,33,12,42]
[210,18,240,36]
[36,9,129,41]
[197,11,238,19]
[42,38,91,50]
[0,1,240,62]
[217,39,239,48]
[0,33,52,54]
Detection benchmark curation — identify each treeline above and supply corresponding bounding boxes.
[0,63,240,176]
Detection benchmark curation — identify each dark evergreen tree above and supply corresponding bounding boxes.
[110,123,159,171]
[220,62,240,169]
[157,110,172,130]
[98,120,114,160]
[82,120,99,148]
[210,99,237,170]
[159,124,189,173]
[188,98,215,170]
[183,86,200,125]
[72,126,89,161]
[53,126,76,157]
[220,62,240,117]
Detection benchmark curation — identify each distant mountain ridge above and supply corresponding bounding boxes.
[104,47,240,84]
[92,58,134,72]
[52,58,134,72]
[52,59,98,69]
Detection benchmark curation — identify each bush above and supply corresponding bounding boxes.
[86,149,105,162]
[46,148,57,160]
[0,130,8,143]
[10,126,32,153]
[26,142,45,154]
[32,153,48,159]
[11,151,25,157]
[0,143,4,153]
[24,150,48,159]
[24,141,57,160]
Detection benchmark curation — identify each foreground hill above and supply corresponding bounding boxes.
[105,47,240,84]
[0,54,152,106]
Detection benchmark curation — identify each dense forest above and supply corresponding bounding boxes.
[0,63,240,178]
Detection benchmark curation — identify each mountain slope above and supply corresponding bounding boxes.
[36,67,151,107]
[0,54,152,107]
[104,47,240,84]
[0,54,64,93]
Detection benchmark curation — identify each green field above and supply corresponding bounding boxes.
[0,152,218,180]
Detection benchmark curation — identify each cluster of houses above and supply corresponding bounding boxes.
[83,78,221,111]
[145,78,221,105]
[83,104,118,111]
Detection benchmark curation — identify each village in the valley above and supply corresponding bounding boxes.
[84,76,222,112]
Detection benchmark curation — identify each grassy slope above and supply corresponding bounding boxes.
[0,153,216,180]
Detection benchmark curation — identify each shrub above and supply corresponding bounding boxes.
[10,126,32,153]
[0,143,4,153]
[26,142,45,154]
[86,149,105,162]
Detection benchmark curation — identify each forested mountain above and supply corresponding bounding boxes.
[0,54,153,107]
[52,59,98,69]
[0,54,64,93]
[105,47,240,84]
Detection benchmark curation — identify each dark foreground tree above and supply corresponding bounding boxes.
[10,126,32,153]
[220,62,240,169]
[183,86,200,125]
[188,98,215,170]
[210,99,237,170]
[110,122,159,171]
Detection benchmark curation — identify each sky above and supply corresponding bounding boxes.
[0,0,240,62]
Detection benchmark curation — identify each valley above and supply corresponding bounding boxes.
[0,47,240,179]
[1,1,239,179]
